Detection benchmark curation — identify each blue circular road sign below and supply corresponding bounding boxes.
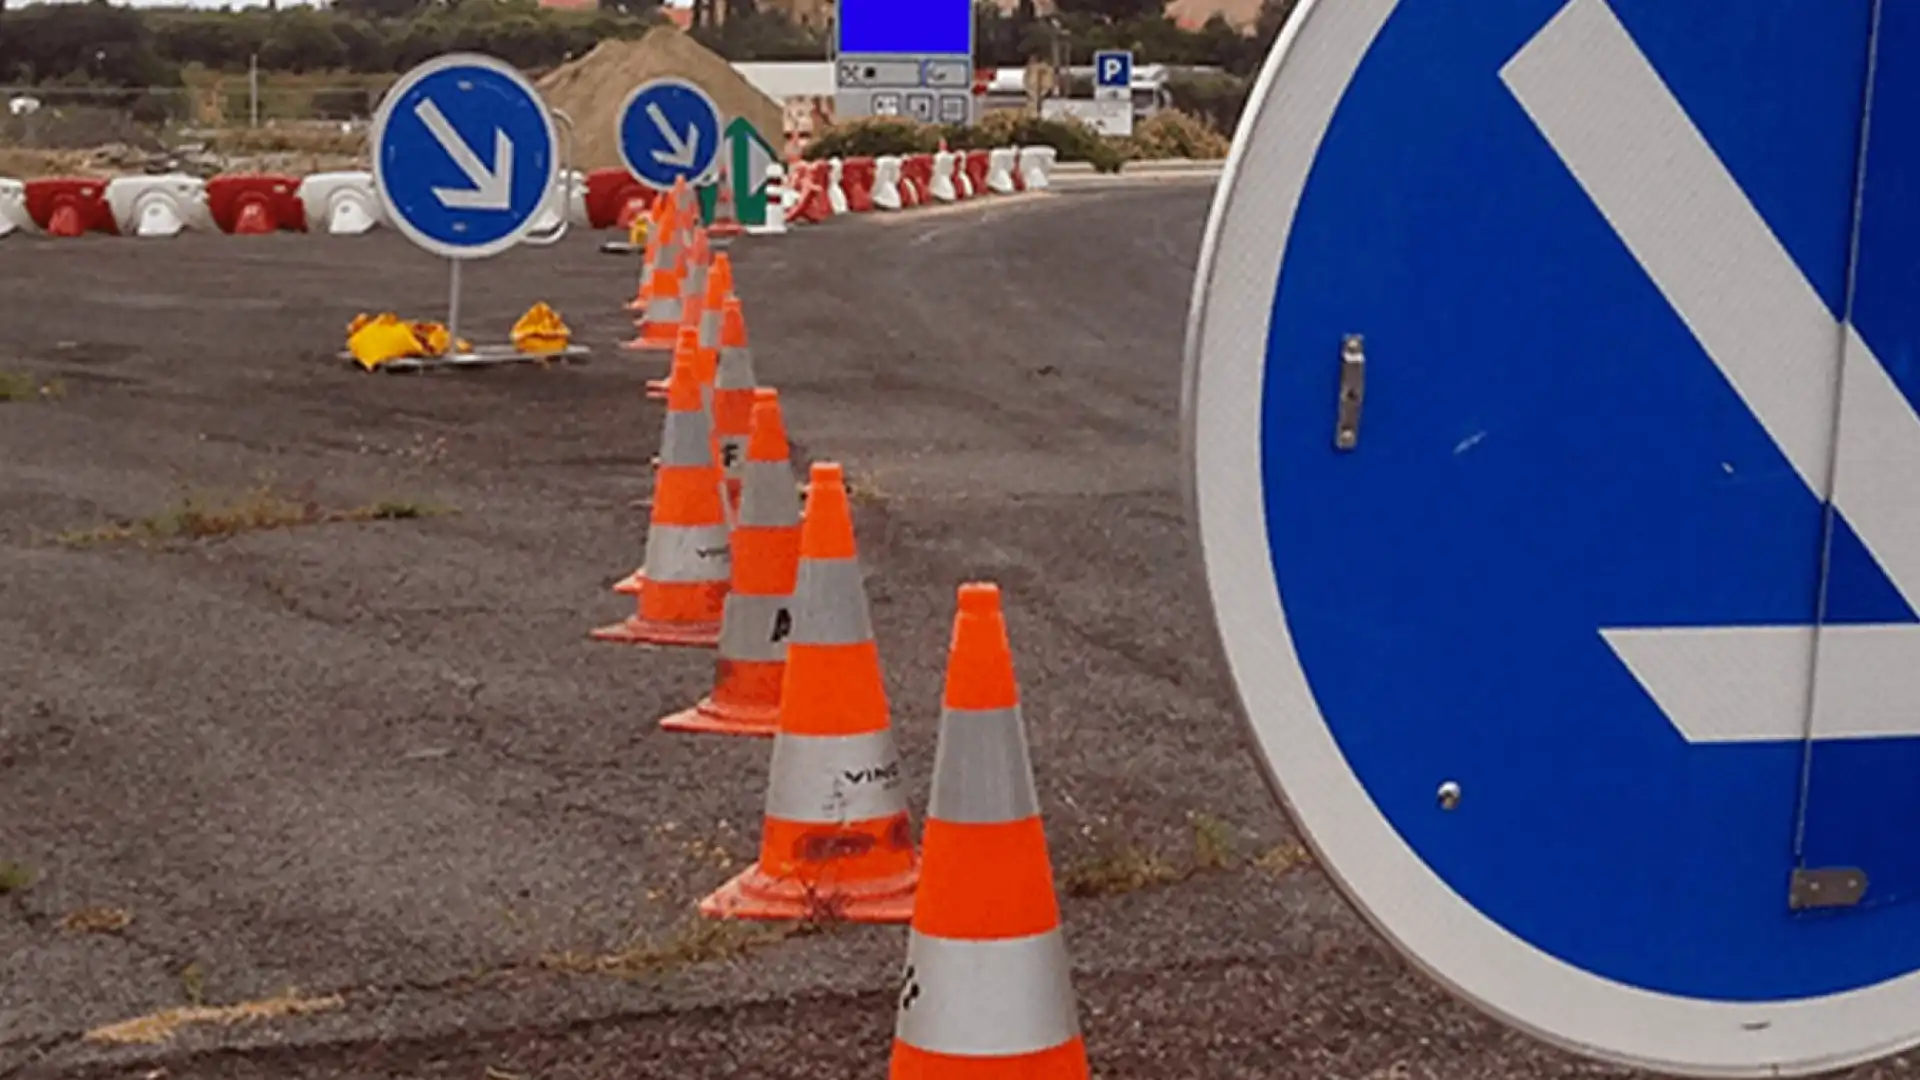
[1186,0,1920,1075]
[617,77,723,192]
[371,52,559,260]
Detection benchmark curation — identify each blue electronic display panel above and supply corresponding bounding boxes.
[837,0,972,55]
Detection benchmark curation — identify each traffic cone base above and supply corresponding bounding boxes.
[656,671,781,736]
[699,822,918,922]
[590,607,723,647]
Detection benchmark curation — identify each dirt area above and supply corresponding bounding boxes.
[537,30,784,175]
[3,188,1919,1080]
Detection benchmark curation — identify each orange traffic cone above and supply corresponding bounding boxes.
[711,157,744,239]
[710,296,758,510]
[592,335,731,648]
[626,247,686,352]
[699,462,918,922]
[890,583,1089,1080]
[659,389,799,737]
[651,251,734,403]
[625,211,681,314]
[619,326,717,595]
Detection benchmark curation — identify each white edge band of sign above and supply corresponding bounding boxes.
[369,51,561,261]
[1177,1,1920,1076]
[617,77,721,192]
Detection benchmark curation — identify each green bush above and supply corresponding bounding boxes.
[1164,71,1253,138]
[1123,109,1230,161]
[803,111,1127,174]
[802,117,943,162]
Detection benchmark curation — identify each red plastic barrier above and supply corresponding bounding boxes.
[24,177,115,237]
[792,161,834,225]
[584,167,653,230]
[964,151,992,198]
[842,157,876,213]
[206,174,306,235]
[901,155,935,207]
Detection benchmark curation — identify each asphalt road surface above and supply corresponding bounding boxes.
[3,182,1913,1080]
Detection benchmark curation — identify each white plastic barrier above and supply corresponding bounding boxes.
[929,151,959,203]
[747,163,789,237]
[528,168,587,234]
[987,147,1019,195]
[0,178,28,238]
[1018,146,1057,191]
[105,174,210,238]
[827,159,849,216]
[955,157,975,199]
[297,171,385,235]
[873,156,904,211]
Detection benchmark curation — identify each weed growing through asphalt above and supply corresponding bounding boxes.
[0,371,61,402]
[178,962,208,1005]
[540,918,813,978]
[57,486,451,547]
[0,861,36,895]
[1059,813,1293,899]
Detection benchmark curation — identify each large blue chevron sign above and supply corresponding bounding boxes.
[1184,1,1920,1076]
[372,52,558,260]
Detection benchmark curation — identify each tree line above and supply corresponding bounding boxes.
[0,0,1295,122]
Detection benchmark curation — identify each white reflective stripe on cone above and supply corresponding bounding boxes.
[764,729,907,823]
[643,522,731,584]
[660,408,715,467]
[927,706,1040,824]
[896,928,1080,1057]
[791,557,873,646]
[739,462,801,528]
[646,296,682,324]
[716,345,756,389]
[699,308,722,351]
[719,590,792,662]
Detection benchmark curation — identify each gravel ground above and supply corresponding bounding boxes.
[2,183,1913,1080]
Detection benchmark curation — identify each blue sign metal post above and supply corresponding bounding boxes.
[371,52,560,361]
[1184,0,1920,1075]
[618,77,723,193]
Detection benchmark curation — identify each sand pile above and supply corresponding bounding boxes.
[537,29,785,174]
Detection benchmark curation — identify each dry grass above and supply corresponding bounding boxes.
[59,905,134,935]
[0,148,102,179]
[57,486,449,547]
[1256,840,1314,876]
[1059,844,1185,899]
[202,124,366,158]
[0,371,62,402]
[83,989,343,1046]
[540,918,806,978]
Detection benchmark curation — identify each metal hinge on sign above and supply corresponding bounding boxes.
[1789,867,1867,910]
[1335,334,1366,451]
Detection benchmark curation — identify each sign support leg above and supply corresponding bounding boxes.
[446,257,463,359]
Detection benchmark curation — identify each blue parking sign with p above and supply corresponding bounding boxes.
[1095,50,1131,91]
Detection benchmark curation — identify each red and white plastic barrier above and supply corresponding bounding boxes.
[0,144,1058,242]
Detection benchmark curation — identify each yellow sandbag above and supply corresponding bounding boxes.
[627,214,650,248]
[511,302,571,356]
[347,312,427,371]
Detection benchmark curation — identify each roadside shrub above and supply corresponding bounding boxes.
[1165,71,1252,136]
[1125,109,1230,160]
[803,110,1126,174]
[947,112,1125,173]
[802,116,941,161]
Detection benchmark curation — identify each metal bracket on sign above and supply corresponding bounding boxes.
[1336,333,1366,451]
[1789,866,1867,911]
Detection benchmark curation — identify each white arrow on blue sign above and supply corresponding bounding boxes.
[1094,50,1132,91]
[618,77,723,192]
[371,52,559,260]
[1185,0,1920,1076]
